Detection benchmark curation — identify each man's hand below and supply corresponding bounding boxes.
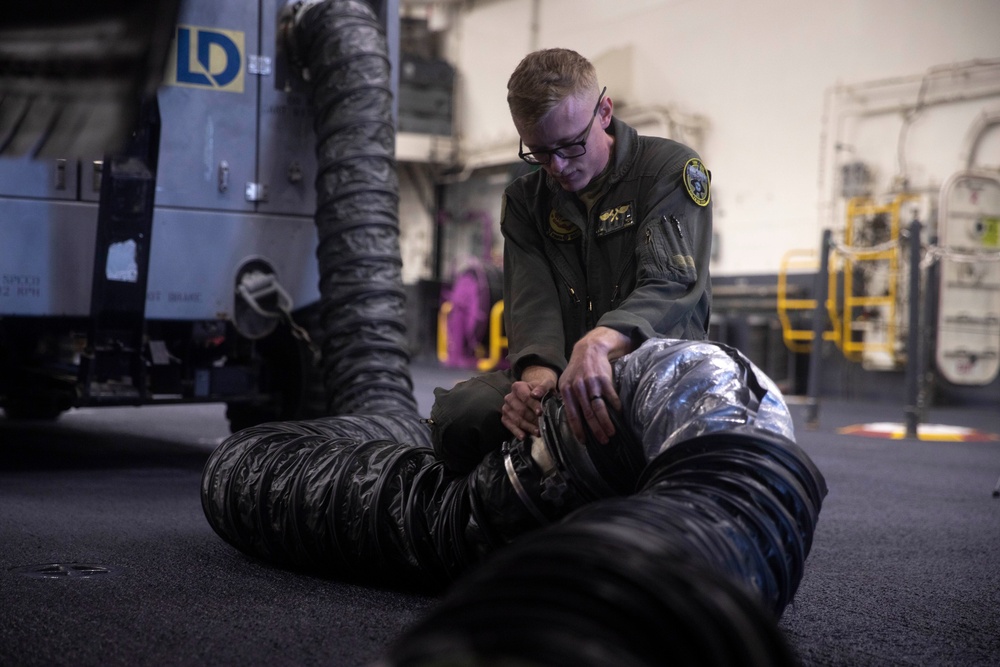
[558,327,632,444]
[501,365,558,441]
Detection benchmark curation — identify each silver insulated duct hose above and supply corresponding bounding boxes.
[201,1,827,663]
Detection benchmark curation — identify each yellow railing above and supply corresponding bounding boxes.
[436,301,453,364]
[777,194,916,361]
[839,195,915,362]
[437,299,508,372]
[476,301,507,372]
[776,249,813,353]
[776,249,838,353]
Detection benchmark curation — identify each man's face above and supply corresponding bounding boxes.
[515,89,612,193]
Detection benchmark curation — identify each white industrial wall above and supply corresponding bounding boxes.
[401,0,1000,279]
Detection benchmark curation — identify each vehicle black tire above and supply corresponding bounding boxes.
[2,397,67,422]
[0,366,73,422]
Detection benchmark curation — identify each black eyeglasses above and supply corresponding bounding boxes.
[518,87,606,166]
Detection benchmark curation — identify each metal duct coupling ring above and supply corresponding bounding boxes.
[499,393,646,524]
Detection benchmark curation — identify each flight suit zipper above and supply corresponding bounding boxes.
[610,251,636,307]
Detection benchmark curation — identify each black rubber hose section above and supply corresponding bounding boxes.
[384,510,800,667]
[295,0,417,416]
[203,344,826,605]
[383,425,823,665]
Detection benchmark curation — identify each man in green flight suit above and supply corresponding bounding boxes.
[431,47,713,473]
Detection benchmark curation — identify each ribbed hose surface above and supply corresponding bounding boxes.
[297,0,417,416]
[203,339,826,604]
[384,508,800,667]
[200,414,446,585]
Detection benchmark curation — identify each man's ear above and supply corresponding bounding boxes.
[600,96,614,128]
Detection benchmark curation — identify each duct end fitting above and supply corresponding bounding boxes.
[501,434,570,527]
[233,259,291,340]
[501,395,646,525]
[278,0,326,83]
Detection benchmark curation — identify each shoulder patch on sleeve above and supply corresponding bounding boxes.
[500,193,508,225]
[683,158,711,207]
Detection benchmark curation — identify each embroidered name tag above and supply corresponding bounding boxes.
[595,201,635,237]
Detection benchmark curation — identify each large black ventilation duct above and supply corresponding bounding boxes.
[294,0,418,416]
[383,503,801,667]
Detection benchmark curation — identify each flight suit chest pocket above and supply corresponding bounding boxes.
[639,214,697,285]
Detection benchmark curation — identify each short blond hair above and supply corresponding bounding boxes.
[507,48,600,128]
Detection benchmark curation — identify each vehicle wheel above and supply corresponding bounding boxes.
[2,396,68,421]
